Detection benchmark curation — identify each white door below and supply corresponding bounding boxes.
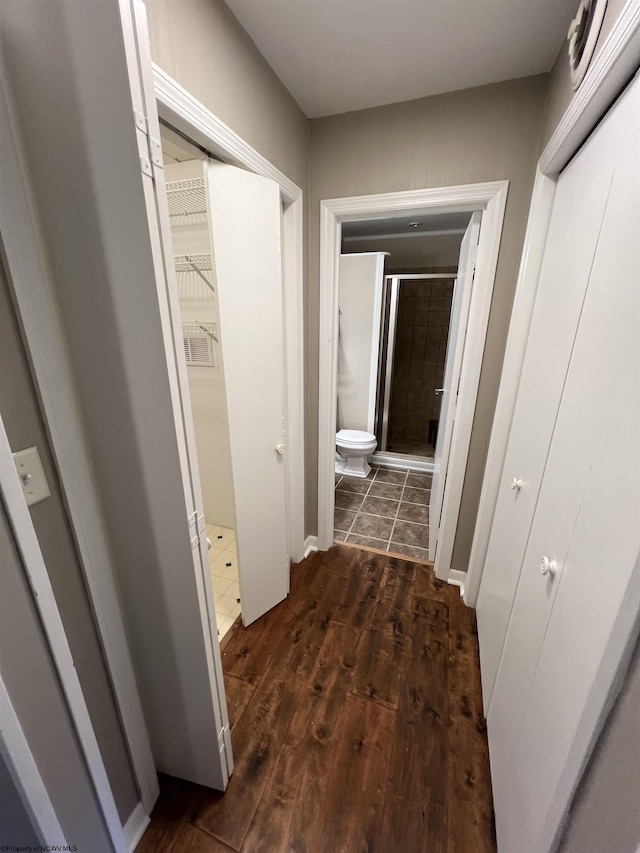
[429,212,481,560]
[476,70,628,711]
[488,74,639,852]
[206,163,289,627]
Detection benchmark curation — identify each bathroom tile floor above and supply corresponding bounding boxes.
[334,466,432,560]
[206,522,241,639]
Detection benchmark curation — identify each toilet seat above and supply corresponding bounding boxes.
[336,429,377,449]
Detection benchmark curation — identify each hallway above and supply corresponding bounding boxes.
[138,545,495,852]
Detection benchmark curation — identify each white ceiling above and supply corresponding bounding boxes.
[224,0,577,118]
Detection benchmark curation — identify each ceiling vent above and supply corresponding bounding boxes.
[568,0,608,90]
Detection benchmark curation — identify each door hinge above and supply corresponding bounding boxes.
[218,724,233,777]
[188,511,199,550]
[469,243,478,271]
[134,110,164,179]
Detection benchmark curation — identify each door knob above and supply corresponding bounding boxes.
[540,556,557,577]
[511,477,523,491]
[276,444,286,455]
[434,388,445,396]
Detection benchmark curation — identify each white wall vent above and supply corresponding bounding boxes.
[568,0,608,90]
[182,323,217,367]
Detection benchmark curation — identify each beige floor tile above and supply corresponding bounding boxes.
[211,576,232,596]
[216,594,238,616]
[220,562,238,581]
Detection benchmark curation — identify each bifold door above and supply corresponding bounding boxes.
[206,163,290,627]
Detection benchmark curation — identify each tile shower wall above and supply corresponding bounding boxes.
[387,276,454,454]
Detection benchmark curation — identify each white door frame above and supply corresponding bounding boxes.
[152,65,306,565]
[317,181,508,584]
[464,0,640,607]
[0,416,127,852]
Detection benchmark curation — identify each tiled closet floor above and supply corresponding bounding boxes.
[334,466,432,560]
[206,523,241,639]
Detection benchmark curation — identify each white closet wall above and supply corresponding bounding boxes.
[478,73,640,852]
[165,160,235,528]
[337,253,385,433]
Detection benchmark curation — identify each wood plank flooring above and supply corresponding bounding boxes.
[138,545,495,853]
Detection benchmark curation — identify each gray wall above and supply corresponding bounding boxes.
[559,630,640,853]
[0,506,113,851]
[145,0,308,190]
[0,260,138,821]
[1,0,229,784]
[0,752,39,847]
[309,76,549,567]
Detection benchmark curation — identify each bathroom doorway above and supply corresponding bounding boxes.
[318,183,508,582]
[333,212,473,557]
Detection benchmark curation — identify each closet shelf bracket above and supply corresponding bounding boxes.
[185,255,215,295]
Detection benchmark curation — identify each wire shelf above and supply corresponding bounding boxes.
[166,177,207,216]
[174,253,213,272]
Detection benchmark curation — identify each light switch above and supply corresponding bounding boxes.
[13,446,51,507]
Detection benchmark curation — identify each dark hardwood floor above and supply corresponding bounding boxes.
[138,544,495,853]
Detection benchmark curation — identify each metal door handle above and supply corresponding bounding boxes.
[540,556,557,577]
[434,388,445,396]
[276,444,286,455]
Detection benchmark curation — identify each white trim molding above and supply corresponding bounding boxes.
[465,0,640,606]
[153,63,306,564]
[303,535,319,559]
[0,676,67,847]
[0,417,127,852]
[317,182,508,583]
[123,802,150,852]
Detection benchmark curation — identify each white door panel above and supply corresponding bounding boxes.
[429,212,481,560]
[493,78,640,851]
[207,163,289,627]
[476,90,628,709]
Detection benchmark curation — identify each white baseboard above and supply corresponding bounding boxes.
[448,568,467,596]
[303,535,318,558]
[123,802,150,852]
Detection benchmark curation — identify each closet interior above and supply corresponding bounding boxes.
[162,127,240,638]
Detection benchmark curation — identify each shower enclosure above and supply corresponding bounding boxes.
[375,273,457,461]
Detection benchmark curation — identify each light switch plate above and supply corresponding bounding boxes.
[13,446,51,507]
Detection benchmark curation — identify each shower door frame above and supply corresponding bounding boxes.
[317,181,508,585]
[376,272,459,466]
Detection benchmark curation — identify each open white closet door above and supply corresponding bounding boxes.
[206,163,289,627]
[429,212,481,564]
[121,0,232,789]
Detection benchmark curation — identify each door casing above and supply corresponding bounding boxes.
[317,182,508,585]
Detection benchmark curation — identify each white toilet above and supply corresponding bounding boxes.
[335,429,378,478]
